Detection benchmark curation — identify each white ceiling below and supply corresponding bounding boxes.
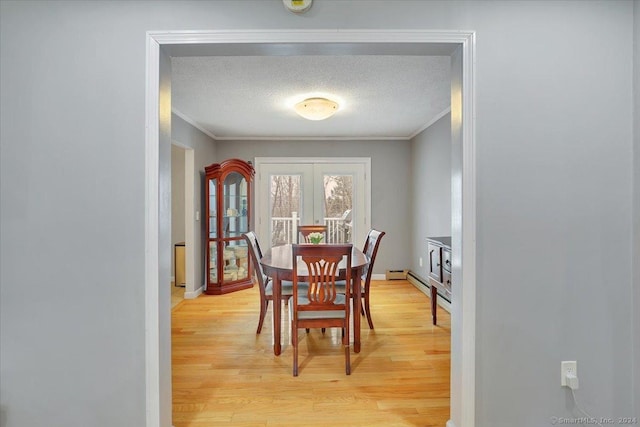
[171,55,451,141]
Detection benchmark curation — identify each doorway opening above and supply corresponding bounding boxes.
[170,142,196,308]
[146,30,476,427]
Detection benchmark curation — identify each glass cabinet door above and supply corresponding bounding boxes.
[208,177,218,284]
[222,239,249,284]
[221,172,249,285]
[208,177,217,238]
[209,241,218,284]
[223,172,249,238]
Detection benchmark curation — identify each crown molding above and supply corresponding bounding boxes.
[171,108,218,140]
[408,107,452,140]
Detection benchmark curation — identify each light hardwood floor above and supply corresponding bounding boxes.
[171,279,451,427]
[171,282,184,309]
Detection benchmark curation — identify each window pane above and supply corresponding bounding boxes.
[269,175,302,247]
[323,174,353,243]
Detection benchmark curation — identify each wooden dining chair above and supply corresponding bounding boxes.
[359,229,386,329]
[336,229,386,329]
[290,243,352,376]
[297,224,328,244]
[243,231,301,334]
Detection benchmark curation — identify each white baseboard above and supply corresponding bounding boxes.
[407,273,451,313]
[371,273,386,280]
[184,286,203,299]
[446,420,456,427]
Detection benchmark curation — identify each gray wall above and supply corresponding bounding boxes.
[633,0,640,419]
[0,2,635,427]
[469,3,633,425]
[171,113,217,292]
[215,139,411,275]
[409,113,452,280]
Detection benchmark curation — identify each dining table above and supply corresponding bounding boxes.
[260,243,369,356]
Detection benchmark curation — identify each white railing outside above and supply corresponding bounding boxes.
[270,215,300,247]
[325,217,349,243]
[270,213,351,246]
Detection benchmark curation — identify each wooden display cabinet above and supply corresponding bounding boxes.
[204,159,254,295]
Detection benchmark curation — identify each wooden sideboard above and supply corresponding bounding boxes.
[426,236,451,325]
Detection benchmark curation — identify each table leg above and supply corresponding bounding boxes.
[353,272,361,353]
[273,276,282,355]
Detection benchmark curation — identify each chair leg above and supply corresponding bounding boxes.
[257,299,269,334]
[343,325,351,375]
[345,345,351,375]
[364,294,374,329]
[292,323,299,377]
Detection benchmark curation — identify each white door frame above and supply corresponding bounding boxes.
[254,157,371,249]
[146,30,476,427]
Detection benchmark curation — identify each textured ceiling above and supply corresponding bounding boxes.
[171,55,451,140]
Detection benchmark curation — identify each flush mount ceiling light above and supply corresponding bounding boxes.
[283,0,312,14]
[294,97,339,121]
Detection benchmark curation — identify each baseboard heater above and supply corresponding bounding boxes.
[407,271,451,304]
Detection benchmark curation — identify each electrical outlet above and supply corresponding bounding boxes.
[419,257,423,267]
[561,361,577,387]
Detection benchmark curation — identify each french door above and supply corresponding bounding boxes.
[255,158,370,250]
